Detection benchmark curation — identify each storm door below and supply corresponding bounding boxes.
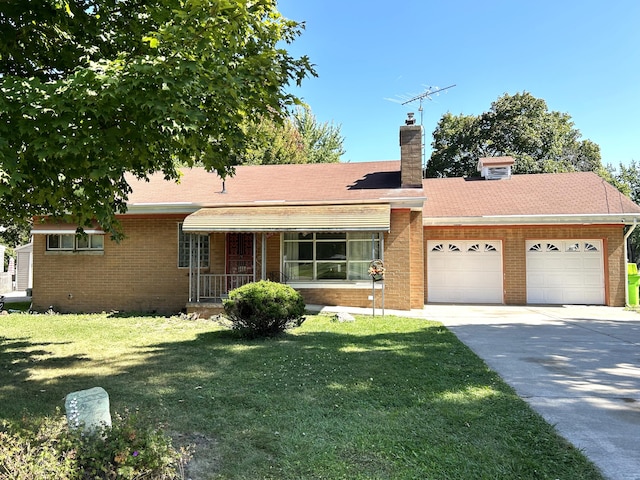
[226,233,255,291]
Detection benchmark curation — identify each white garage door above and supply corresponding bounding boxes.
[427,240,503,303]
[526,240,604,305]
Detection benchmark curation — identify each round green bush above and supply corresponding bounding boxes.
[223,280,305,338]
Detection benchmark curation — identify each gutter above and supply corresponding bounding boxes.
[624,219,638,306]
[423,213,640,226]
[127,196,427,215]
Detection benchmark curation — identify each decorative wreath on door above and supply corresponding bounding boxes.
[368,260,385,282]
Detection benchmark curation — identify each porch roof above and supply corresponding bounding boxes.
[182,204,390,233]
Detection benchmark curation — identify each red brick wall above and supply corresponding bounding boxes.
[424,224,626,306]
[284,209,424,311]
[210,232,225,274]
[35,215,622,313]
[297,286,384,309]
[266,233,281,278]
[32,216,189,314]
[410,210,425,309]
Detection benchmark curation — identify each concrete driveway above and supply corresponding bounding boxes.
[421,304,640,480]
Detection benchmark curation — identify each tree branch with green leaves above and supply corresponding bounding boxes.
[426,92,603,178]
[0,0,316,238]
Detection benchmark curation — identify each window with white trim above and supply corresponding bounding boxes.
[46,234,104,251]
[283,232,381,281]
[178,223,209,268]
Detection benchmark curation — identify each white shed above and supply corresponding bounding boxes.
[15,242,32,291]
[0,244,9,293]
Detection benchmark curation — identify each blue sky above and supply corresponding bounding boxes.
[278,0,640,168]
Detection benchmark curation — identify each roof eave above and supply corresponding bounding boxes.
[125,203,202,215]
[423,213,640,226]
[126,196,427,215]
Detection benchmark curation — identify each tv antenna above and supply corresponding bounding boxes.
[401,84,456,125]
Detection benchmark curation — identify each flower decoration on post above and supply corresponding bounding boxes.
[368,260,385,282]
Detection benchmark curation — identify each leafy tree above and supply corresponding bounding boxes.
[0,0,315,238]
[291,106,344,164]
[611,160,640,263]
[0,222,30,249]
[426,92,603,178]
[427,112,481,178]
[615,160,640,204]
[241,113,306,165]
[241,107,344,165]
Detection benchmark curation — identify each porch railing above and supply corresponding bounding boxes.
[194,274,255,302]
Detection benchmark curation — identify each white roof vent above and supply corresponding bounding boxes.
[477,156,515,180]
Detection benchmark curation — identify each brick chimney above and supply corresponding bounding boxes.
[399,113,423,188]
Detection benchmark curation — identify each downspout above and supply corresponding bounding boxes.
[624,219,638,306]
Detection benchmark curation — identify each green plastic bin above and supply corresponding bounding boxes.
[628,263,640,306]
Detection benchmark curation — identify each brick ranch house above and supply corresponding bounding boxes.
[31,119,640,314]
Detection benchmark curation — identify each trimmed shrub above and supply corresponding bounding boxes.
[223,280,305,338]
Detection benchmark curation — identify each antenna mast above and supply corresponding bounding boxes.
[401,84,456,125]
[400,84,456,174]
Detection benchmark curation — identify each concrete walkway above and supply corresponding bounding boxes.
[312,304,640,480]
[1,290,31,304]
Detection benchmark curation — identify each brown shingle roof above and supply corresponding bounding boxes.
[423,172,640,218]
[126,161,424,207]
[126,162,640,222]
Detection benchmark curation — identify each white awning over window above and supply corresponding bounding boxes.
[182,204,390,233]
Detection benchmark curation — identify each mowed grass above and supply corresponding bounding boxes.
[0,313,604,479]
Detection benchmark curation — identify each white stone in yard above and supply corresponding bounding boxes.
[334,312,355,322]
[65,386,112,432]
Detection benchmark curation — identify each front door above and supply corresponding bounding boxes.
[226,233,254,291]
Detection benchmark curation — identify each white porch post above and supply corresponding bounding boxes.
[188,234,193,302]
[261,233,267,280]
[196,234,201,301]
[252,233,257,282]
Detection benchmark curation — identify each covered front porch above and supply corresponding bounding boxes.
[181,204,391,316]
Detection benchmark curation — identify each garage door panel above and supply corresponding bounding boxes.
[427,240,503,304]
[563,290,583,304]
[527,272,545,287]
[547,275,568,288]
[582,258,602,269]
[429,256,450,269]
[528,291,543,303]
[584,275,604,287]
[562,273,586,287]
[466,290,498,303]
[584,288,605,300]
[429,287,463,303]
[428,270,446,283]
[563,257,585,270]
[526,239,604,305]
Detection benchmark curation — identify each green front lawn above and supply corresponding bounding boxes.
[0,312,603,479]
